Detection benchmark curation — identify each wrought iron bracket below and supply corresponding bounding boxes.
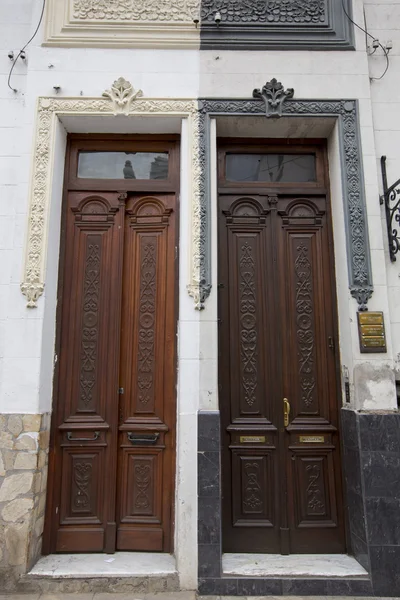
[380,156,400,262]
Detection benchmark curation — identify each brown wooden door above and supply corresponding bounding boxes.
[117,193,176,552]
[44,141,177,554]
[218,143,345,555]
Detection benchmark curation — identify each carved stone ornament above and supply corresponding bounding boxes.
[73,0,200,22]
[253,79,295,118]
[45,0,201,48]
[21,80,208,310]
[102,77,143,115]
[45,0,353,50]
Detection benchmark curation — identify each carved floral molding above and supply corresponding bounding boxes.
[22,78,373,312]
[21,79,208,309]
[44,0,353,49]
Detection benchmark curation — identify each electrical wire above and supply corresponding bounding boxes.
[7,0,46,93]
[341,0,389,81]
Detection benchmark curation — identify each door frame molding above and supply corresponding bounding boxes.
[20,82,208,310]
[21,86,372,314]
[199,98,372,311]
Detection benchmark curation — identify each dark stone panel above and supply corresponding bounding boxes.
[237,578,282,596]
[282,578,328,595]
[198,544,221,578]
[198,411,220,452]
[199,0,354,50]
[198,451,220,497]
[327,578,373,596]
[350,532,370,572]
[198,578,238,595]
[346,488,367,543]
[366,497,400,546]
[362,451,400,498]
[343,445,362,494]
[359,413,400,453]
[370,545,400,596]
[198,497,221,545]
[341,407,359,449]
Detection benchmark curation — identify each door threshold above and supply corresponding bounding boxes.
[222,553,368,578]
[29,552,177,578]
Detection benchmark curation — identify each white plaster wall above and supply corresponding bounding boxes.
[365,0,400,384]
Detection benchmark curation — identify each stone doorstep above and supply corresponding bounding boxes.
[14,573,180,594]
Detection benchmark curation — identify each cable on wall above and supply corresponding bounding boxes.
[7,0,46,93]
[341,0,390,81]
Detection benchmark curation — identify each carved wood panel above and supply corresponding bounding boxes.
[44,178,177,554]
[117,194,176,552]
[47,191,123,554]
[232,451,276,527]
[219,153,345,554]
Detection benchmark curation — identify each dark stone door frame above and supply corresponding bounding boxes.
[197,97,373,312]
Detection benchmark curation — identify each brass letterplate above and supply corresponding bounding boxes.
[357,311,386,353]
[299,435,324,443]
[240,435,266,443]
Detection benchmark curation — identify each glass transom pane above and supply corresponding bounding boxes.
[226,153,316,183]
[78,151,169,180]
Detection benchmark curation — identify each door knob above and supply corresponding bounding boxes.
[283,398,291,427]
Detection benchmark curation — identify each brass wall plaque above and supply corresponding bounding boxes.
[357,311,387,353]
[299,435,324,443]
[240,436,266,443]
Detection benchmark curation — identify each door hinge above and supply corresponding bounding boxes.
[328,336,335,351]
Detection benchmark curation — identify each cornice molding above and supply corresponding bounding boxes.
[44,0,353,50]
[44,0,200,48]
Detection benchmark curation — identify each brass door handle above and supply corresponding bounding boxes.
[283,398,291,427]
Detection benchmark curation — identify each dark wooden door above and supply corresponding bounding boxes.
[219,143,345,554]
[44,138,178,554]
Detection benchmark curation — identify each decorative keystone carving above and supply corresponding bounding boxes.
[102,78,143,115]
[252,78,294,118]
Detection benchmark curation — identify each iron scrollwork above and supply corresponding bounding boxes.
[380,155,400,262]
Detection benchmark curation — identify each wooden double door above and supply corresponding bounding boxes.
[218,141,345,554]
[44,137,178,554]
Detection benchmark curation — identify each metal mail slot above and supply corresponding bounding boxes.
[299,435,325,443]
[240,435,266,443]
[127,432,159,445]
